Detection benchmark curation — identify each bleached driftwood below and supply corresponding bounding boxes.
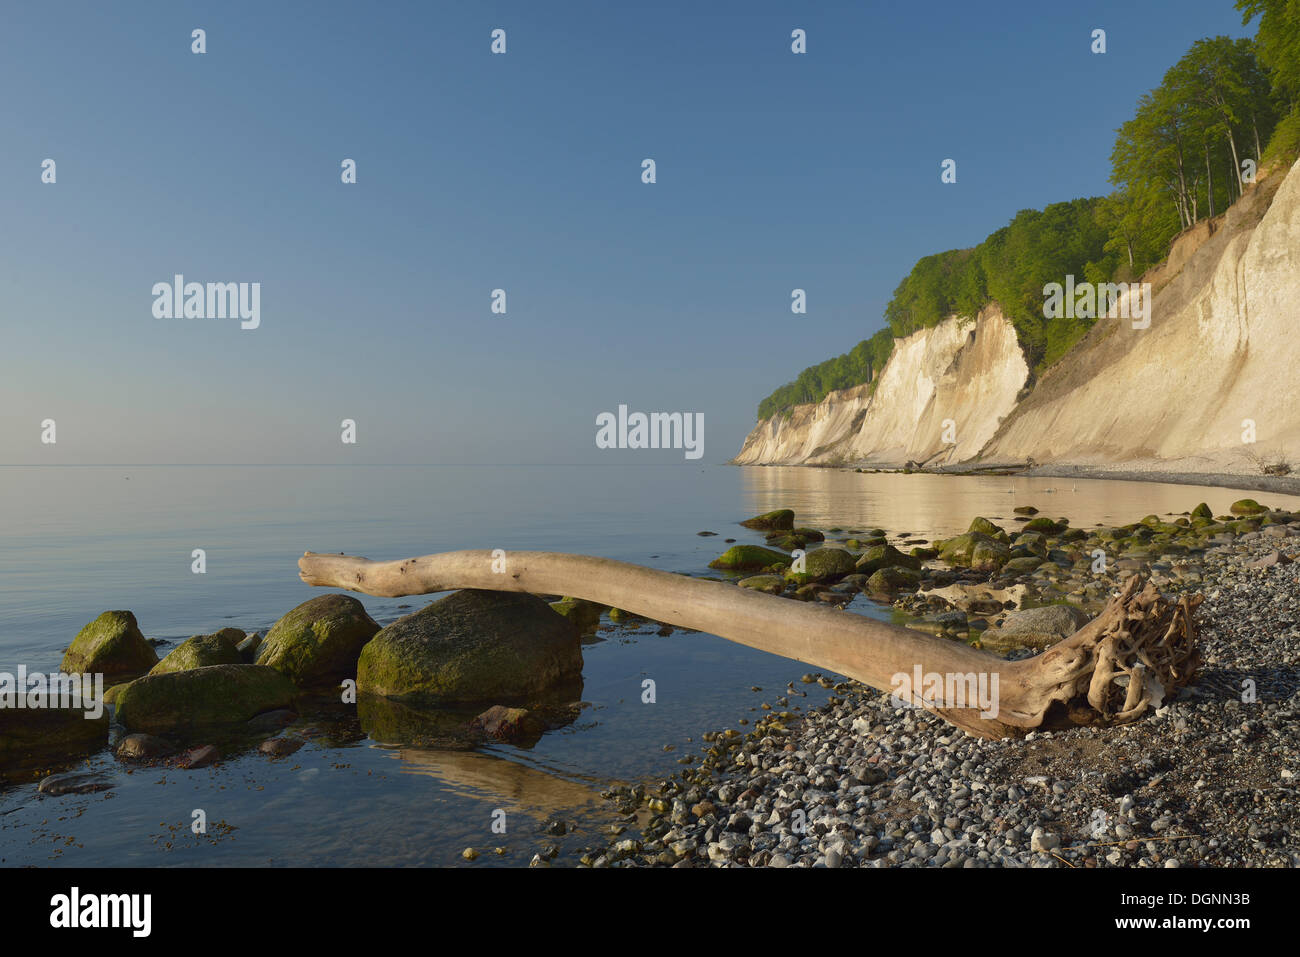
[299,549,1199,739]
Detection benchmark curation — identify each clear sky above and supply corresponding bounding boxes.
[1,0,1254,465]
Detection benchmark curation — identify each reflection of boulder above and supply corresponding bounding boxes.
[0,703,109,774]
[387,747,604,821]
[357,694,482,750]
[358,681,584,750]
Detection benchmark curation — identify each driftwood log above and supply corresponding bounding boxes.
[298,549,1200,739]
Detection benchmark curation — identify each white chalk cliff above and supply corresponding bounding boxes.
[734,156,1300,476]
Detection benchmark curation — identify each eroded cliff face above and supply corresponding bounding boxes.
[732,305,1029,466]
[735,156,1300,474]
[982,156,1299,473]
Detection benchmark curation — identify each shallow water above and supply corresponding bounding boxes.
[2,464,1296,865]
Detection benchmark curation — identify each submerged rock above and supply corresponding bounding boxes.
[38,770,114,796]
[116,733,174,760]
[257,594,380,687]
[114,664,297,736]
[357,590,582,704]
[61,610,158,679]
[472,705,546,745]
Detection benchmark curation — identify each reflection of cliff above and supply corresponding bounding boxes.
[385,747,603,818]
[735,157,1300,475]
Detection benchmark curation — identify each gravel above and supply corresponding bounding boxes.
[588,523,1300,867]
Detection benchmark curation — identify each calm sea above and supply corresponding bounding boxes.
[2,464,1296,865]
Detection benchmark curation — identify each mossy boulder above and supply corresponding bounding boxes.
[738,574,785,594]
[114,664,297,736]
[1230,499,1268,516]
[865,567,923,593]
[61,611,158,679]
[1022,517,1066,535]
[967,517,1005,537]
[708,545,790,571]
[739,509,794,531]
[1002,556,1045,574]
[937,532,1001,568]
[257,594,380,687]
[786,547,858,584]
[549,597,605,634]
[971,539,1011,572]
[149,629,244,675]
[1013,506,1039,515]
[356,590,582,705]
[856,544,921,575]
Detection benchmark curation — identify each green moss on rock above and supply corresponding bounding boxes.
[357,590,582,705]
[785,547,858,584]
[708,545,791,570]
[549,597,605,634]
[61,611,158,679]
[856,544,921,575]
[114,664,297,736]
[257,594,380,687]
[739,509,795,531]
[150,630,244,675]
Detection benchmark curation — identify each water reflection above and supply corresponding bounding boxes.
[740,468,1300,540]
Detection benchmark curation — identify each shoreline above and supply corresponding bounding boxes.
[732,460,1300,498]
[592,499,1300,867]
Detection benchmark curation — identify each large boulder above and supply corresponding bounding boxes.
[257,594,380,687]
[114,664,297,736]
[1229,499,1268,516]
[356,590,583,704]
[61,611,158,679]
[149,629,244,675]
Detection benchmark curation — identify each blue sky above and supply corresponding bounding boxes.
[0,0,1254,465]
